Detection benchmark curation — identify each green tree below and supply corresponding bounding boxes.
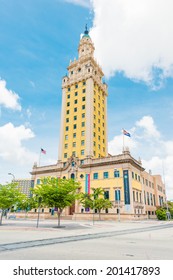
[33,177,80,227]
[0,183,25,225]
[156,207,167,220]
[79,187,112,220]
[17,196,37,218]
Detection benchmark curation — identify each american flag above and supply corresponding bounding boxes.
[122,129,131,137]
[41,148,46,154]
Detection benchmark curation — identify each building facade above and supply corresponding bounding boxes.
[31,27,166,219]
[13,179,34,198]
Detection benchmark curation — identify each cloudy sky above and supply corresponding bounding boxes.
[0,0,173,199]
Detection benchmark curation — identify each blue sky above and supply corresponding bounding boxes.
[0,0,173,199]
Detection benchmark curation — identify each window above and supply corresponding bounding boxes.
[83,81,86,86]
[93,173,98,180]
[80,160,84,165]
[72,151,76,156]
[75,84,78,88]
[138,175,140,182]
[81,140,85,146]
[74,107,77,112]
[37,179,40,185]
[64,144,68,148]
[103,172,109,179]
[74,115,77,120]
[81,131,85,136]
[71,71,73,75]
[94,115,96,119]
[65,135,68,140]
[146,179,148,186]
[81,150,85,155]
[67,94,70,99]
[64,153,67,158]
[82,113,85,118]
[75,91,78,96]
[132,172,134,179]
[82,96,85,101]
[65,126,69,131]
[66,110,70,114]
[67,102,70,107]
[93,132,96,137]
[104,191,109,199]
[135,173,137,180]
[133,191,135,201]
[73,133,76,138]
[93,141,96,147]
[73,124,77,129]
[82,105,85,110]
[115,190,121,201]
[68,87,70,91]
[82,89,86,93]
[114,170,120,178]
[82,122,85,127]
[73,142,76,147]
[66,118,69,123]
[74,99,78,104]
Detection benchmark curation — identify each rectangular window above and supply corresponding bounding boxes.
[73,142,76,147]
[114,170,120,177]
[132,172,134,179]
[66,118,69,122]
[68,87,70,91]
[103,171,109,179]
[82,105,85,110]
[81,131,85,136]
[73,124,77,129]
[93,173,98,180]
[81,140,85,146]
[73,133,76,138]
[80,160,84,165]
[74,115,77,120]
[74,99,78,104]
[75,84,78,88]
[65,126,69,131]
[66,110,70,114]
[83,81,86,85]
[64,153,67,158]
[133,191,135,201]
[67,102,70,107]
[64,144,68,148]
[72,151,76,156]
[82,89,86,93]
[82,122,85,127]
[115,190,121,201]
[81,150,85,155]
[82,96,85,101]
[37,179,40,185]
[75,91,78,96]
[65,135,68,140]
[104,191,109,199]
[74,107,77,112]
[67,94,70,99]
[82,113,85,118]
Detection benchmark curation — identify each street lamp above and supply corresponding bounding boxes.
[114,168,121,222]
[8,173,15,181]
[36,197,42,228]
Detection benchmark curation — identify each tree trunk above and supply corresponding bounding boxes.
[0,210,3,225]
[99,210,101,220]
[57,211,61,227]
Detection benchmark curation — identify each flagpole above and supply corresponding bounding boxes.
[38,148,41,167]
[122,128,125,152]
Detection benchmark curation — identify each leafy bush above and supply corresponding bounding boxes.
[156,208,167,220]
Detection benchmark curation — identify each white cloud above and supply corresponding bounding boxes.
[26,108,32,119]
[64,0,91,8]
[0,79,21,110]
[108,115,173,199]
[90,0,173,88]
[0,122,37,164]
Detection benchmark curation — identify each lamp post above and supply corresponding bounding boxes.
[114,168,121,222]
[8,173,15,181]
[36,197,42,228]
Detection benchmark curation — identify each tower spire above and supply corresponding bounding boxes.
[84,24,89,35]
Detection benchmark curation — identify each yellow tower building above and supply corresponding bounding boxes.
[58,26,108,161]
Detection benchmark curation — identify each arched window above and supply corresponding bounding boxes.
[71,173,75,179]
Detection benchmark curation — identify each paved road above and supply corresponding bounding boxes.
[0,219,173,260]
